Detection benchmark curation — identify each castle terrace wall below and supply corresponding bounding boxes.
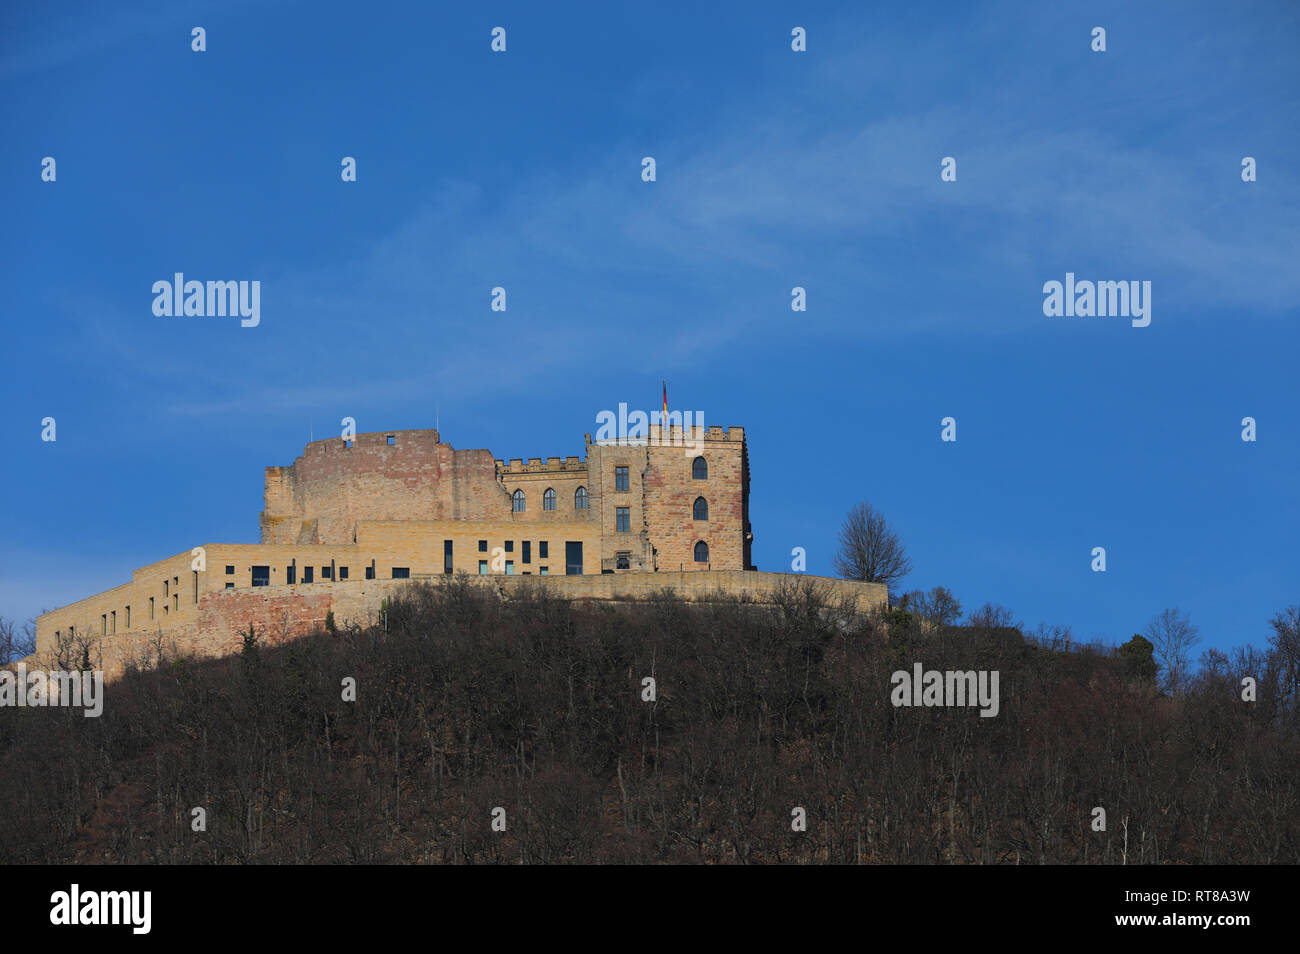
[34,572,886,682]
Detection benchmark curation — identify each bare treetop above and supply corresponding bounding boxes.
[832,501,913,595]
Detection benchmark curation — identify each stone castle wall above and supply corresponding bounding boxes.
[34,572,887,682]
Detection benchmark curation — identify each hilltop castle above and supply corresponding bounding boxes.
[35,425,884,677]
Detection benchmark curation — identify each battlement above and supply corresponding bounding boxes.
[495,455,588,475]
[296,428,441,460]
[585,424,745,446]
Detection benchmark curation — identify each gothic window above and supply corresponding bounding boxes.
[693,456,708,479]
[694,541,709,563]
[512,489,525,512]
[693,497,708,520]
[574,486,589,509]
[543,488,556,511]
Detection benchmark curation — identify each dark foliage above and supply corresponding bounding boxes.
[1,579,1295,864]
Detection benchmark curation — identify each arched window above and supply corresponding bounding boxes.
[512,489,525,512]
[692,456,708,479]
[693,496,708,520]
[693,541,710,563]
[543,488,556,511]
[574,486,589,509]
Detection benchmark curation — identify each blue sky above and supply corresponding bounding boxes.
[2,1,1297,658]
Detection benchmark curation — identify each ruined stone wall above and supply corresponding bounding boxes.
[33,572,886,682]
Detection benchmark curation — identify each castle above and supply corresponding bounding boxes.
[34,424,885,677]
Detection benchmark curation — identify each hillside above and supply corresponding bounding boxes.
[1,576,1295,864]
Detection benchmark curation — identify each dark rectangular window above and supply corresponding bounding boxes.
[321,565,333,580]
[565,542,583,576]
[539,566,548,575]
[339,566,349,580]
[478,560,488,575]
[392,567,410,579]
[444,540,453,574]
[225,565,235,575]
[616,507,630,532]
[251,565,270,587]
[478,539,487,552]
[304,566,314,584]
[287,564,296,584]
[615,466,629,491]
[365,565,375,580]
[505,540,513,553]
[505,561,514,575]
[387,435,395,445]
[522,541,531,564]
[225,582,234,589]
[539,541,549,559]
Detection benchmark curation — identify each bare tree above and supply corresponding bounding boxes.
[904,585,963,626]
[0,616,36,665]
[1144,607,1200,694]
[832,501,913,595]
[1268,605,1300,717]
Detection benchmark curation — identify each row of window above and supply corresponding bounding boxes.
[477,562,551,576]
[512,487,712,524]
[507,459,711,512]
[513,487,588,512]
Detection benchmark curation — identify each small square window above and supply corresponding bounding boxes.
[339,566,349,580]
[387,435,395,445]
[345,439,352,448]
[322,566,333,580]
[539,566,548,576]
[225,565,235,575]
[505,561,514,575]
[392,567,410,579]
[365,565,375,580]
[225,582,234,589]
[478,540,488,552]
[478,560,488,575]
[505,540,514,553]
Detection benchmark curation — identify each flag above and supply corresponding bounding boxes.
[662,380,668,426]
